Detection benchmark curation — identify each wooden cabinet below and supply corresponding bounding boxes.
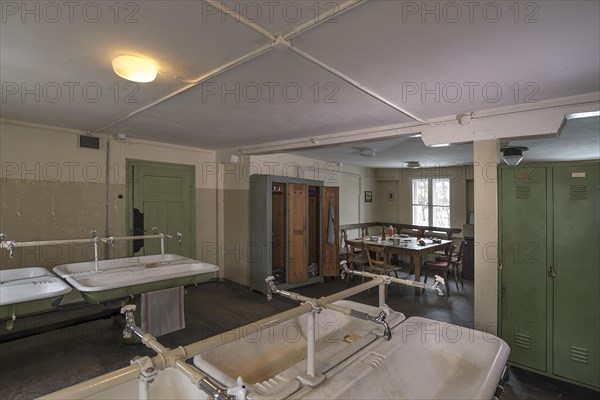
[499,162,599,390]
[249,175,339,294]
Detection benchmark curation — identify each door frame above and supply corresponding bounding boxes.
[126,159,196,258]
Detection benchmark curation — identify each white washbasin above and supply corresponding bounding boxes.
[194,300,406,394]
[1,267,52,282]
[303,316,510,400]
[53,254,219,303]
[0,267,72,320]
[43,304,509,399]
[63,262,219,292]
[53,254,190,278]
[0,267,71,306]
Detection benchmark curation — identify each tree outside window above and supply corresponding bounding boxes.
[412,178,450,227]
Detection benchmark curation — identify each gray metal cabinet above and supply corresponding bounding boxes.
[249,175,339,294]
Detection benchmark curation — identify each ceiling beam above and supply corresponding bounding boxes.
[236,93,600,154]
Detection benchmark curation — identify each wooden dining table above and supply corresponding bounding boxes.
[346,237,453,295]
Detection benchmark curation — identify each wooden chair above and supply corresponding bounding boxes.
[435,240,466,289]
[344,242,368,284]
[364,243,403,297]
[422,243,455,297]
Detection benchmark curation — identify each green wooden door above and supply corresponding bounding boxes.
[500,166,548,371]
[128,160,194,258]
[552,165,600,387]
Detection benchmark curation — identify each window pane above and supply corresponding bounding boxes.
[432,206,450,228]
[413,206,429,225]
[412,179,429,205]
[432,178,450,206]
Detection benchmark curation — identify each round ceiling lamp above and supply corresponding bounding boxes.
[112,55,157,83]
[406,161,421,169]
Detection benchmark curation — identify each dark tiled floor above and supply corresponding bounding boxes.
[0,277,598,399]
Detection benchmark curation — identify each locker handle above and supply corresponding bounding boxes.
[548,265,556,277]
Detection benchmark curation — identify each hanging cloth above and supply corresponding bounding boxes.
[327,196,335,244]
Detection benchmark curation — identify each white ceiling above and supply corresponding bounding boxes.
[291,116,600,168]
[1,1,599,161]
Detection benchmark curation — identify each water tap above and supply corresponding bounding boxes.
[4,241,16,259]
[367,310,392,341]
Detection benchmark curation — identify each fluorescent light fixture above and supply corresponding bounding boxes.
[565,111,600,120]
[408,133,422,138]
[430,143,450,147]
[502,146,528,166]
[112,55,157,83]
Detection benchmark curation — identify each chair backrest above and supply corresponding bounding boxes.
[444,243,456,262]
[455,240,466,263]
[364,243,386,267]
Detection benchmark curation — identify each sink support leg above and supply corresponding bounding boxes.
[139,380,149,400]
[307,310,316,378]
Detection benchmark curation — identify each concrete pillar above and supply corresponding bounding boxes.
[473,140,500,334]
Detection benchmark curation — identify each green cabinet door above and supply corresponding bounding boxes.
[552,165,600,387]
[500,166,548,371]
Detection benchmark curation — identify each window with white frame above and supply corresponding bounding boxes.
[412,178,451,227]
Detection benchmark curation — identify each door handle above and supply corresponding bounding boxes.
[548,265,556,277]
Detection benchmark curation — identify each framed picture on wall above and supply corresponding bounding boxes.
[364,191,372,202]
[387,191,395,201]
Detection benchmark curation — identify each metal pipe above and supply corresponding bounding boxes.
[0,307,121,344]
[4,238,97,247]
[105,135,110,258]
[93,236,100,271]
[340,261,445,296]
[102,234,163,242]
[266,277,392,340]
[138,380,149,400]
[379,284,386,308]
[307,311,316,377]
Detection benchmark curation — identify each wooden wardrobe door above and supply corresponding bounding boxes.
[288,184,307,283]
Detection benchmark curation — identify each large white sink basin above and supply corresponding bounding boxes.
[192,310,508,400]
[53,254,219,303]
[303,316,510,400]
[0,267,71,320]
[42,303,509,400]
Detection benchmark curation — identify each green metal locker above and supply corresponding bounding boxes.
[552,165,599,388]
[500,165,548,371]
[499,162,600,390]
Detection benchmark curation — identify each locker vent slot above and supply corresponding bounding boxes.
[569,185,588,200]
[570,346,589,364]
[515,186,531,200]
[514,332,531,349]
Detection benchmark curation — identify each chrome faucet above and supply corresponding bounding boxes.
[4,241,16,259]
[365,310,392,341]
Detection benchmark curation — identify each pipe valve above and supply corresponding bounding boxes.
[121,304,138,340]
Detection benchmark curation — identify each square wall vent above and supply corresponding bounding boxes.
[79,135,100,150]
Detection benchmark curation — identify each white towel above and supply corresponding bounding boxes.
[141,286,185,337]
